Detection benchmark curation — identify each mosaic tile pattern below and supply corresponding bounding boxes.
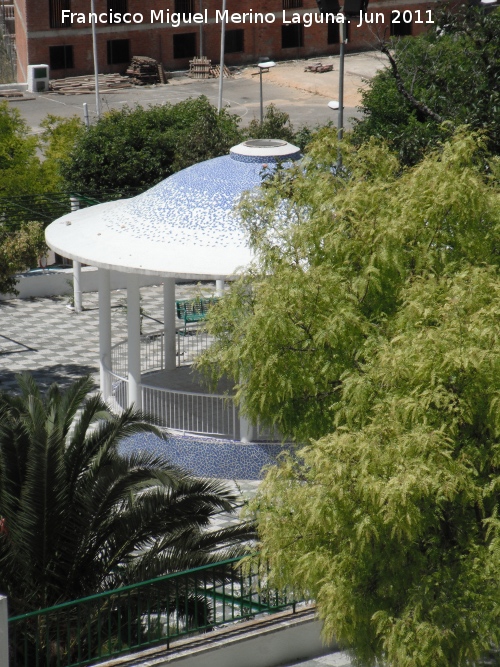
[102,149,299,250]
[0,283,212,393]
[118,432,293,480]
[229,151,301,164]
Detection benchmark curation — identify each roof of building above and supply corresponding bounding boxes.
[45,139,300,280]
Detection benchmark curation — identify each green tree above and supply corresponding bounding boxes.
[0,221,46,295]
[353,6,500,165]
[0,107,83,295]
[63,97,243,198]
[200,129,500,665]
[39,114,84,187]
[246,104,296,144]
[245,104,315,150]
[0,102,49,197]
[0,374,253,616]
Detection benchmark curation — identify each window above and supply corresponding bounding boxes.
[225,29,244,54]
[283,0,302,8]
[328,22,349,43]
[49,45,74,70]
[390,12,412,36]
[316,0,340,12]
[327,23,339,44]
[175,0,194,12]
[281,24,303,49]
[107,0,127,12]
[49,0,70,29]
[107,39,130,64]
[173,33,197,59]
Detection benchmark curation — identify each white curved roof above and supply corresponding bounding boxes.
[45,140,300,280]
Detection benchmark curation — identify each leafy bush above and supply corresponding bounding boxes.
[63,97,243,198]
[353,6,500,165]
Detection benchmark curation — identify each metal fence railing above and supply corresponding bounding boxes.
[109,326,238,437]
[111,325,213,376]
[141,384,238,437]
[0,190,144,232]
[8,556,300,667]
[0,194,100,232]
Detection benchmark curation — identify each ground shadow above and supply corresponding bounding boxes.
[0,363,99,393]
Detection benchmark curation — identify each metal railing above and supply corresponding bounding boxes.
[109,327,239,436]
[141,384,238,437]
[0,190,145,232]
[107,328,284,441]
[111,326,213,376]
[8,556,300,667]
[108,368,128,414]
[0,194,99,232]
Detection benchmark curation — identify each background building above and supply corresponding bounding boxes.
[13,0,435,83]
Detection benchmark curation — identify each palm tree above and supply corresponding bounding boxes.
[0,374,254,617]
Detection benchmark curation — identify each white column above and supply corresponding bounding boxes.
[215,279,225,297]
[127,273,142,409]
[0,596,8,667]
[239,415,254,444]
[73,260,83,313]
[70,196,83,313]
[163,278,176,371]
[98,268,112,400]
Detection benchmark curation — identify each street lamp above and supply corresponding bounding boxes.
[318,0,369,169]
[217,0,227,112]
[257,61,276,124]
[325,22,346,169]
[90,0,101,120]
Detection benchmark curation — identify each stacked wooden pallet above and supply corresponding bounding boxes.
[126,56,163,85]
[189,57,233,80]
[49,73,132,95]
[189,57,212,79]
[0,89,24,98]
[209,64,233,79]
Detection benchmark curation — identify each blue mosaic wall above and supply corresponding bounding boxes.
[118,433,292,480]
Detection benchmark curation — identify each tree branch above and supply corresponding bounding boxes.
[380,43,445,124]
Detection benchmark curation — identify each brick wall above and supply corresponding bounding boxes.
[15,0,436,81]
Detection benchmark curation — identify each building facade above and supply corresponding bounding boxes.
[14,0,435,82]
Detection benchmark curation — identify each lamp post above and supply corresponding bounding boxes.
[257,61,276,124]
[90,0,101,120]
[318,0,368,169]
[325,21,345,169]
[217,0,227,112]
[199,0,204,57]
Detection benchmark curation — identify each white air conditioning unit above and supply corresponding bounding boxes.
[27,64,50,93]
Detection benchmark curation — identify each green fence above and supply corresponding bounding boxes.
[0,194,95,232]
[8,556,299,667]
[0,191,145,232]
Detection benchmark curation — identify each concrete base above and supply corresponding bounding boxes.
[0,83,28,91]
[0,266,160,301]
[95,608,337,667]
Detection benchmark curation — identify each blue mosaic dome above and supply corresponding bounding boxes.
[102,139,301,249]
[46,139,300,279]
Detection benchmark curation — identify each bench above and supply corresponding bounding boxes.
[175,297,218,332]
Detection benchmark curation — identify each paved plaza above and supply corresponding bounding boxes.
[0,281,198,393]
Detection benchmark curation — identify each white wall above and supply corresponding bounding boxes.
[0,596,8,667]
[97,610,339,667]
[0,267,161,301]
